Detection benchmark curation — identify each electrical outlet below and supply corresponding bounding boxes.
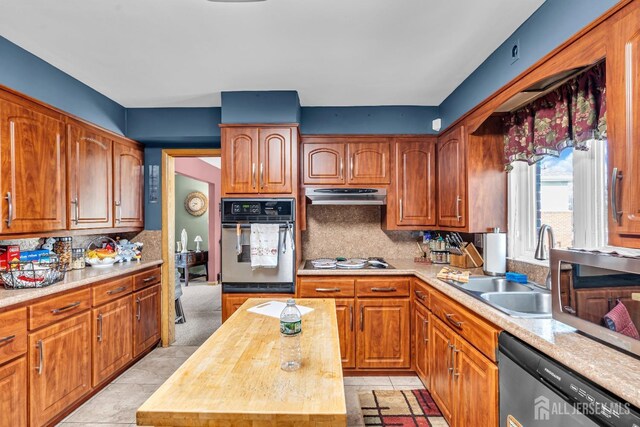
[511,39,520,64]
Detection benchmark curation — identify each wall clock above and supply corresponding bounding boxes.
[185,191,208,216]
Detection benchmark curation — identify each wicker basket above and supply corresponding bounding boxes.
[0,261,67,289]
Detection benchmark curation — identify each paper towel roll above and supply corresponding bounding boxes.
[483,231,506,275]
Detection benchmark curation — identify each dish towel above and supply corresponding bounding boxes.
[603,300,640,340]
[250,224,280,269]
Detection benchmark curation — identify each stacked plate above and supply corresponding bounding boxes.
[336,258,367,269]
[311,258,337,269]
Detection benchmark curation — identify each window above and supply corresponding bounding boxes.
[508,139,608,261]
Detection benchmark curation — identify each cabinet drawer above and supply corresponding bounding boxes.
[413,279,430,309]
[133,267,161,291]
[298,277,355,297]
[430,290,499,361]
[356,278,410,297]
[92,276,133,307]
[0,307,27,365]
[28,288,91,330]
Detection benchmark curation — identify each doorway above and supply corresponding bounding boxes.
[160,149,221,347]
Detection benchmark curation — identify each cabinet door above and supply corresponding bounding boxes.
[437,126,466,228]
[0,98,66,234]
[347,141,391,185]
[222,295,249,323]
[454,337,498,427]
[0,356,27,427]
[396,140,436,226]
[92,297,133,386]
[29,312,91,427]
[608,4,640,242]
[258,128,292,194]
[68,123,113,229]
[574,289,610,324]
[335,299,355,369]
[302,143,346,185]
[413,303,430,385]
[429,316,455,423]
[356,298,410,369]
[133,284,160,357]
[222,127,259,194]
[113,142,144,228]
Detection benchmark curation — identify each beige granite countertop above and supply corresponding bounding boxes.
[299,259,640,408]
[0,259,163,310]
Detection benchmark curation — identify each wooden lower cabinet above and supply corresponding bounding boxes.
[0,356,27,427]
[133,284,161,357]
[356,298,410,369]
[92,296,133,386]
[430,316,455,423]
[221,293,293,322]
[29,312,92,427]
[335,299,355,368]
[454,337,498,427]
[413,302,430,385]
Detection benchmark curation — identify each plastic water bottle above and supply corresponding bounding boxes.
[280,299,302,371]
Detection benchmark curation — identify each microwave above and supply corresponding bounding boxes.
[551,249,640,357]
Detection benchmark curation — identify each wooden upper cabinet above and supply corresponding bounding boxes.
[0,98,66,235]
[258,128,292,194]
[222,126,294,195]
[608,2,640,246]
[347,141,390,185]
[437,126,466,228]
[395,139,436,227]
[113,141,144,228]
[302,143,346,185]
[222,127,259,194]
[67,123,113,229]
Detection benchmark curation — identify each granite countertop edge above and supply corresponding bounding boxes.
[0,259,163,309]
[298,259,640,408]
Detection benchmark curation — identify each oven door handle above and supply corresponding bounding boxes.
[222,224,290,229]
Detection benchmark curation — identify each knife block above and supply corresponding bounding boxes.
[450,243,483,269]
[450,253,475,268]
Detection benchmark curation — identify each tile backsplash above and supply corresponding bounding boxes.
[302,205,421,260]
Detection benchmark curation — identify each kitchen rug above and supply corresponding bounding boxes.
[359,389,446,426]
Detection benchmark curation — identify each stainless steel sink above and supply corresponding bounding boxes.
[480,291,552,318]
[453,277,534,293]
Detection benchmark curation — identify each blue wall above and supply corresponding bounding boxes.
[0,36,125,134]
[301,106,439,135]
[439,0,618,128]
[126,107,222,145]
[221,91,301,124]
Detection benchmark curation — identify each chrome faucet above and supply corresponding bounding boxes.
[534,224,555,290]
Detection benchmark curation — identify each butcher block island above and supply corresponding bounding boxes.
[137,298,347,427]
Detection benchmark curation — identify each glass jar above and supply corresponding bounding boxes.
[71,248,85,270]
[53,237,72,269]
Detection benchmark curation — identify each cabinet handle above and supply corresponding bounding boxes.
[445,313,463,329]
[607,297,613,312]
[350,157,354,180]
[399,198,403,221]
[315,287,341,293]
[414,290,427,301]
[452,346,460,378]
[107,286,127,295]
[448,342,454,374]
[611,168,623,225]
[136,297,142,320]
[371,287,396,292]
[97,313,103,342]
[71,197,79,225]
[0,334,15,345]
[5,192,12,228]
[115,201,121,223]
[143,276,157,283]
[51,301,81,314]
[360,305,364,331]
[251,163,256,189]
[36,340,44,375]
[339,158,344,179]
[350,305,354,331]
[456,196,462,222]
[422,319,429,343]
[260,162,264,189]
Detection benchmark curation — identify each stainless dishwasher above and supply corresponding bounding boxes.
[499,333,640,426]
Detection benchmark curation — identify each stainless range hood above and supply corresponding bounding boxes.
[305,188,387,205]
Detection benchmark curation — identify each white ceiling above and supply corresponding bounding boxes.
[0,0,543,108]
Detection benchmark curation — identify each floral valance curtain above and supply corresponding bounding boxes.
[502,62,607,172]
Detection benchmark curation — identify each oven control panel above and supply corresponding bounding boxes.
[222,198,295,222]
